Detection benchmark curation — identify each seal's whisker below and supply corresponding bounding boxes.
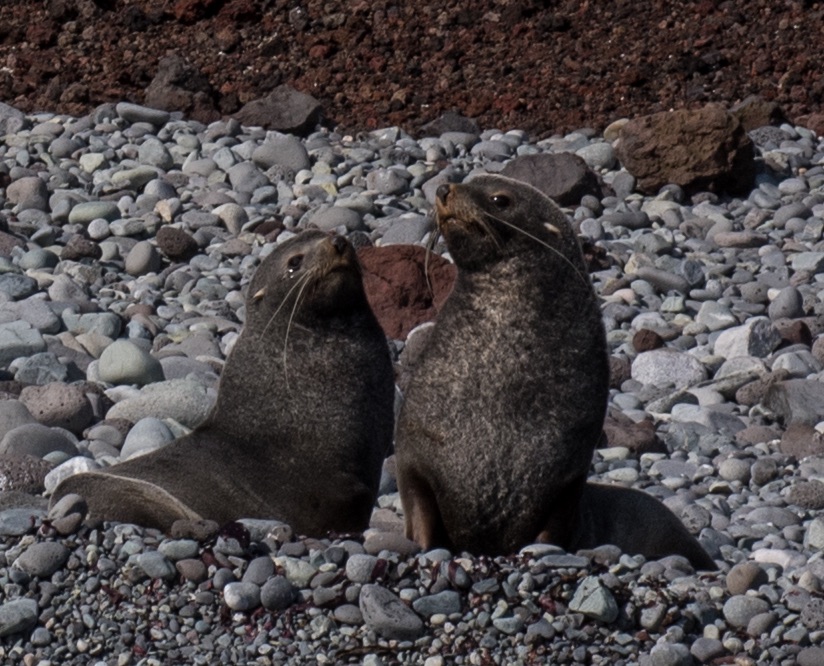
[485,212,590,287]
[423,223,441,297]
[262,271,312,337]
[281,269,316,388]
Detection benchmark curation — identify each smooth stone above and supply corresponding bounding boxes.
[0,598,39,638]
[359,584,424,641]
[722,595,770,629]
[135,551,176,580]
[116,102,171,127]
[121,417,175,460]
[412,590,461,617]
[0,423,78,458]
[714,317,781,359]
[68,201,121,225]
[260,576,296,611]
[105,379,213,429]
[14,542,70,578]
[223,582,261,611]
[0,320,46,365]
[98,339,165,386]
[125,240,162,276]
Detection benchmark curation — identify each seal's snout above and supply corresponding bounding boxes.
[330,234,348,255]
[436,184,452,204]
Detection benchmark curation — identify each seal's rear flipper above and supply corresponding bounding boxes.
[572,483,717,571]
[51,472,203,531]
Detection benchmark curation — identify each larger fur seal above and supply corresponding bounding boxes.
[52,231,395,535]
[396,174,714,569]
[396,174,610,555]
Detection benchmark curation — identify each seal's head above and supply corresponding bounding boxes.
[435,174,579,273]
[246,230,367,329]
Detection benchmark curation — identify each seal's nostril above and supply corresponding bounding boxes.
[330,235,348,255]
[436,184,451,203]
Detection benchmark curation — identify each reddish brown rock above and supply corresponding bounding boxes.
[233,85,323,137]
[358,245,456,341]
[774,319,812,348]
[735,425,781,447]
[501,153,602,207]
[616,105,756,195]
[729,95,788,131]
[608,355,631,389]
[632,329,665,353]
[0,231,25,258]
[61,235,102,261]
[797,114,824,139]
[780,424,824,460]
[601,409,667,455]
[144,54,219,125]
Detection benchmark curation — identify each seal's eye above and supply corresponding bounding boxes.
[490,194,511,208]
[287,255,303,273]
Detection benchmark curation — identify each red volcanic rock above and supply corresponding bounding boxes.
[616,105,756,195]
[358,244,456,341]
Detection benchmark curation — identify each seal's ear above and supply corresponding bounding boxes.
[544,223,561,236]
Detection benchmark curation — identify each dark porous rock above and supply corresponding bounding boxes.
[359,244,456,340]
[156,225,199,260]
[796,113,824,139]
[19,382,94,434]
[788,480,824,510]
[601,410,666,454]
[501,152,602,206]
[419,111,480,137]
[764,378,824,426]
[729,95,787,131]
[0,453,53,493]
[616,104,755,195]
[801,598,824,631]
[233,85,323,137]
[779,424,824,460]
[60,235,102,261]
[144,53,218,124]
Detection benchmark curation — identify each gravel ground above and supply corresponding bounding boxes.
[0,98,824,664]
[0,1,823,137]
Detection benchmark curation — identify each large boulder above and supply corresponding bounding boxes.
[358,245,456,341]
[616,105,756,195]
[233,85,323,136]
[501,152,602,206]
[144,54,219,124]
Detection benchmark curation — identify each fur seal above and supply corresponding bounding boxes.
[396,174,610,555]
[395,174,715,569]
[51,231,395,535]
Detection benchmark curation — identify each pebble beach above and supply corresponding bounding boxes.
[1,100,824,665]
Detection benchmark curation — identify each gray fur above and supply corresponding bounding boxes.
[52,231,395,535]
[396,175,610,554]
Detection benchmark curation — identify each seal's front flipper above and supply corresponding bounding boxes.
[398,467,450,551]
[51,472,202,531]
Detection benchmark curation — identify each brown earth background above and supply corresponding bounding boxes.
[0,0,822,138]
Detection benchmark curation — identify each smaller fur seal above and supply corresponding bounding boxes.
[51,231,395,535]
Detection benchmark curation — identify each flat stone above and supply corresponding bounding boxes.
[14,541,70,578]
[0,598,39,638]
[359,584,424,641]
[568,576,619,623]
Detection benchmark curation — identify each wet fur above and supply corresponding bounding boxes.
[52,231,396,535]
